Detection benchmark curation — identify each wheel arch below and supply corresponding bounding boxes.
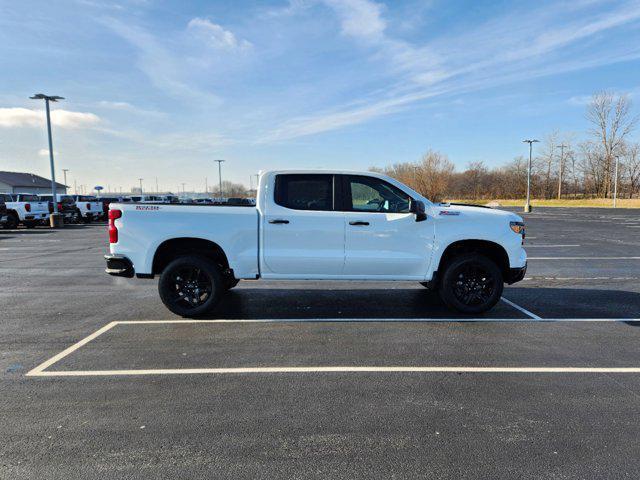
[152,237,231,276]
[434,239,510,283]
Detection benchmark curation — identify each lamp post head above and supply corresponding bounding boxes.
[30,94,65,102]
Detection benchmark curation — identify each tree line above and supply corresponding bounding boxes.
[371,92,639,202]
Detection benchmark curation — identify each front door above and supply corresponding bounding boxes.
[262,174,345,276]
[341,174,433,278]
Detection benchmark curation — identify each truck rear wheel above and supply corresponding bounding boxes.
[438,254,503,314]
[158,255,224,317]
[3,213,18,229]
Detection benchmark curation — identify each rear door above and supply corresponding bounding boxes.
[18,194,48,214]
[262,174,345,276]
[340,174,434,278]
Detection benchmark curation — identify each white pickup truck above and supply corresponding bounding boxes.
[106,170,527,316]
[0,193,49,228]
[72,195,103,222]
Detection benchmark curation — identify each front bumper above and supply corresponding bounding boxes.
[0,214,7,224]
[105,254,135,278]
[506,262,527,284]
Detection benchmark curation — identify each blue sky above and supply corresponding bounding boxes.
[1,0,640,192]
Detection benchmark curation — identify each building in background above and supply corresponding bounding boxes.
[0,171,67,194]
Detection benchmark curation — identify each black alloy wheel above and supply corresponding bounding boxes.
[158,255,223,317]
[439,254,503,314]
[3,213,18,229]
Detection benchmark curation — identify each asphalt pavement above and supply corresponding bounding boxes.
[1,208,640,479]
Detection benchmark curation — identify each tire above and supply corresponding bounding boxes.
[158,255,224,317]
[224,278,240,290]
[3,213,18,229]
[438,254,503,314]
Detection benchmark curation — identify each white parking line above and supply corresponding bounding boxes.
[529,256,640,260]
[29,366,640,376]
[26,317,640,377]
[500,297,541,319]
[525,244,581,248]
[26,321,118,376]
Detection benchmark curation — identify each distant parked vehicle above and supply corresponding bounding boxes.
[72,195,103,223]
[226,197,254,206]
[161,195,180,204]
[128,195,171,204]
[99,197,125,218]
[38,194,79,223]
[2,193,49,228]
[0,196,8,227]
[192,198,215,204]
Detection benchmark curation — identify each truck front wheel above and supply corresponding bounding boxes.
[158,255,224,317]
[438,254,503,314]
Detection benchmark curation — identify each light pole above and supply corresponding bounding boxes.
[62,169,69,194]
[30,93,64,222]
[181,183,186,197]
[214,159,225,198]
[138,178,143,194]
[613,154,620,208]
[523,139,539,213]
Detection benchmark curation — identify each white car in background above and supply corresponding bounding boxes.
[1,193,49,228]
[72,195,103,223]
[128,195,173,204]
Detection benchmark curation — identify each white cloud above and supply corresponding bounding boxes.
[262,0,640,141]
[187,18,252,52]
[0,108,100,129]
[102,17,222,104]
[322,0,385,41]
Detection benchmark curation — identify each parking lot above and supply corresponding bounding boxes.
[2,207,640,478]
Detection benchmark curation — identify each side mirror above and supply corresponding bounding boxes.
[409,199,427,222]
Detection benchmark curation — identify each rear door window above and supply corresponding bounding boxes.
[274,174,334,211]
[18,194,41,202]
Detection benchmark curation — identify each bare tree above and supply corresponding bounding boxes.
[586,92,637,197]
[623,143,640,198]
[536,132,558,199]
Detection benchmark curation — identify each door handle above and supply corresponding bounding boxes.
[349,221,369,226]
[269,219,290,224]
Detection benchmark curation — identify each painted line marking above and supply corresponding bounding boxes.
[529,256,640,260]
[28,366,640,376]
[26,321,118,376]
[501,297,542,320]
[524,276,640,281]
[525,244,580,248]
[26,318,640,378]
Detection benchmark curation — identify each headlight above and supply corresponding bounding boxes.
[510,221,525,236]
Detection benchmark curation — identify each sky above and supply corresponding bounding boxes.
[1,0,640,193]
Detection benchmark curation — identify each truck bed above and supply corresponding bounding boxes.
[110,203,259,278]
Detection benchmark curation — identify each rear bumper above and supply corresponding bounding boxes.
[506,262,527,284]
[105,254,135,278]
